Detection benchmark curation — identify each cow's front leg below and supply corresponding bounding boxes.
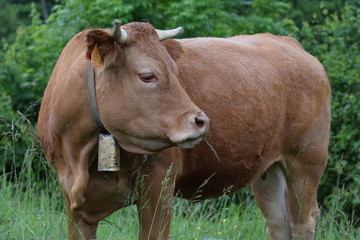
[63,191,99,240]
[135,148,181,240]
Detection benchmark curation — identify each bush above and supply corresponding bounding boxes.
[300,2,360,215]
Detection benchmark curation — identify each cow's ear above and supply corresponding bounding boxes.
[85,29,116,66]
[162,39,184,62]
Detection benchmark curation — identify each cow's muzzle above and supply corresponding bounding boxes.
[170,112,209,149]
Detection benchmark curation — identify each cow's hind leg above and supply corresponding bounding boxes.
[281,107,329,240]
[281,146,327,240]
[251,162,291,240]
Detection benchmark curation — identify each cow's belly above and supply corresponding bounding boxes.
[175,87,283,199]
[175,67,286,198]
[175,131,280,199]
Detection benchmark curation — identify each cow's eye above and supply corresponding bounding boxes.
[138,73,158,83]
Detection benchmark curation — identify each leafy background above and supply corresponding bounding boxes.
[0,0,359,219]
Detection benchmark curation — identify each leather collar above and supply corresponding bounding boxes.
[85,61,108,133]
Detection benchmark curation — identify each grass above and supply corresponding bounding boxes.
[1,174,359,240]
[0,115,359,240]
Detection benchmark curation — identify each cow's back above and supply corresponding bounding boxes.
[174,34,331,199]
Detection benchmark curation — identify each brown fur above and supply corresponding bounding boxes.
[162,39,184,61]
[38,22,330,240]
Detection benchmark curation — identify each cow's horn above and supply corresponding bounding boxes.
[156,27,183,40]
[111,19,127,44]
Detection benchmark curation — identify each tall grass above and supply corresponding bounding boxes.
[0,115,359,240]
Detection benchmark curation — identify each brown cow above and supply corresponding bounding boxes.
[38,21,331,240]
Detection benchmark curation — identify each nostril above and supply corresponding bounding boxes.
[195,117,205,128]
[195,115,208,130]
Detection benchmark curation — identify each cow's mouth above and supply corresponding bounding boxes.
[175,137,203,149]
[110,115,208,154]
[117,136,203,154]
[114,133,204,154]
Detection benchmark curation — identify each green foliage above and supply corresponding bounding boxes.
[300,2,360,215]
[288,0,344,26]
[0,0,57,45]
[158,0,298,37]
[0,113,48,182]
[0,4,69,122]
[0,86,12,119]
[0,0,31,44]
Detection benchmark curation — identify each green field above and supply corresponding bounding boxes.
[1,169,359,240]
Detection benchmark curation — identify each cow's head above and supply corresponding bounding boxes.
[85,20,209,154]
